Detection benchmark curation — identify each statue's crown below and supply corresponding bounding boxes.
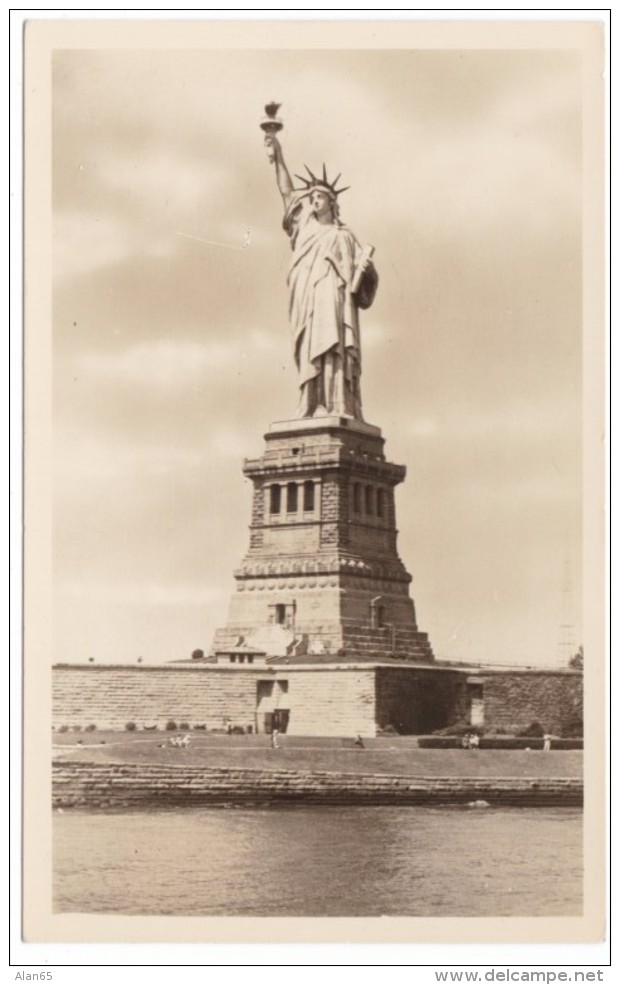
[294,164,350,200]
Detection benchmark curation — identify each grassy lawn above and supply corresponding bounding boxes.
[53,731,582,778]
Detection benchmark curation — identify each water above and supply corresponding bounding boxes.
[53,806,582,917]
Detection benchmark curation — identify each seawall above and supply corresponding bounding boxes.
[53,761,583,809]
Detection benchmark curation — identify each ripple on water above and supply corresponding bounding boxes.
[53,805,582,917]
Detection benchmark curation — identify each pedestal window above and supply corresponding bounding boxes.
[269,484,281,515]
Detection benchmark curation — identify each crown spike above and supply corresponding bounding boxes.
[297,164,350,198]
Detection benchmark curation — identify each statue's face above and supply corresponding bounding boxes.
[310,188,334,221]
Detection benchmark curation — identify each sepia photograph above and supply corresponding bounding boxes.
[20,15,606,949]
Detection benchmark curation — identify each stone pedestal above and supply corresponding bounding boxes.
[211,416,434,663]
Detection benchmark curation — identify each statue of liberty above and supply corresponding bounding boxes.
[262,106,378,420]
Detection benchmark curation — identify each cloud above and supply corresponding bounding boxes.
[404,396,582,444]
[98,146,216,212]
[75,338,240,388]
[54,432,204,482]
[57,578,228,608]
[53,419,254,491]
[407,418,439,439]
[53,211,134,280]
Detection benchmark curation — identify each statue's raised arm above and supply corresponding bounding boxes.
[261,102,295,209]
[264,134,294,210]
[261,104,378,421]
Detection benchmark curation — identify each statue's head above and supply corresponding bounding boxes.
[295,164,349,223]
[309,187,336,222]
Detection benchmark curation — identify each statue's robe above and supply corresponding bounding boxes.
[283,193,378,418]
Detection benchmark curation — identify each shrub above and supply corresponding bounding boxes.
[191,649,204,660]
[165,720,178,731]
[480,736,581,750]
[569,645,583,670]
[179,722,190,731]
[479,736,543,750]
[85,724,97,732]
[418,736,461,748]
[559,716,583,738]
[431,722,485,737]
[553,738,583,750]
[143,724,158,731]
[518,720,545,738]
[418,735,583,750]
[125,721,137,731]
[58,725,69,733]
[193,724,207,731]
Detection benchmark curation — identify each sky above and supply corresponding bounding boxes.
[51,41,584,667]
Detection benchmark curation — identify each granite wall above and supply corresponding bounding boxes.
[52,664,379,736]
[52,665,258,733]
[53,761,583,810]
[52,662,583,738]
[479,669,583,736]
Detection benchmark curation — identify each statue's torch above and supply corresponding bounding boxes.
[260,102,283,162]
